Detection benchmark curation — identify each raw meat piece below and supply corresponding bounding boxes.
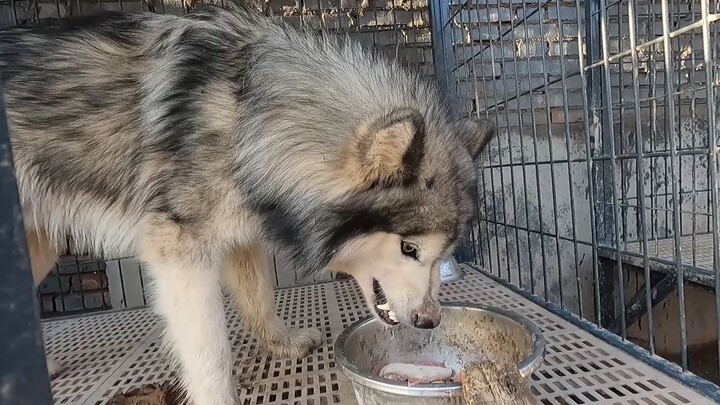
[379,362,454,385]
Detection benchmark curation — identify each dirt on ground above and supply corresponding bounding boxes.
[108,383,185,405]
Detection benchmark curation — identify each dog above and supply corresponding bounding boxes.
[1,3,494,404]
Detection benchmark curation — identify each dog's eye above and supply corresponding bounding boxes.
[400,241,419,260]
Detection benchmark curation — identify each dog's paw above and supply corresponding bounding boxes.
[266,328,322,359]
[47,356,64,379]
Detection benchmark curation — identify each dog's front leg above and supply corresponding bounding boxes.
[146,256,237,405]
[223,244,322,359]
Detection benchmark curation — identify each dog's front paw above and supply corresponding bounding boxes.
[266,328,322,359]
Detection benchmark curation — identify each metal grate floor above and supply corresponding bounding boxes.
[43,266,715,404]
[624,233,716,274]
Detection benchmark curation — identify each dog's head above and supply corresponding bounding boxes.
[322,108,495,329]
[240,54,494,329]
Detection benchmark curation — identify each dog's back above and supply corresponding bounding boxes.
[1,7,495,405]
[0,8,267,257]
[0,6,456,265]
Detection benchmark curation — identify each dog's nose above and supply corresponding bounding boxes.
[411,312,441,329]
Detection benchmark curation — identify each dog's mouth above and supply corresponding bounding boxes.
[372,279,399,326]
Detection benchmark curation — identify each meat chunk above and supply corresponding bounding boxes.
[379,362,454,385]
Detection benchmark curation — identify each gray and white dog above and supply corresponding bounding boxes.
[1,3,494,404]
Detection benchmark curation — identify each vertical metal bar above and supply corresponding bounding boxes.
[588,0,612,261]
[74,254,86,311]
[697,0,720,380]
[474,0,504,280]
[688,0,699,273]
[449,3,464,121]
[615,2,628,249]
[490,0,522,285]
[659,0,688,370]
[520,0,549,300]
[647,0,660,253]
[55,263,65,312]
[479,148,494,273]
[599,0,626,336]
[117,259,128,309]
[627,0,655,355]
[469,2,495,275]
[478,0,512,282]
[428,0,454,100]
[575,0,600,326]
[586,0,604,324]
[138,263,147,306]
[454,0,477,264]
[460,0,482,267]
[503,0,535,293]
[0,78,54,405]
[552,0,583,316]
[537,0,565,309]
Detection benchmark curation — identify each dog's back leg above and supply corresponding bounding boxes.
[25,229,65,378]
[141,220,238,405]
[26,230,59,287]
[222,244,322,359]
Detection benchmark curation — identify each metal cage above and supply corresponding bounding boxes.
[1,0,720,402]
[434,0,719,386]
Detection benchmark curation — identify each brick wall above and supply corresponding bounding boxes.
[37,254,111,317]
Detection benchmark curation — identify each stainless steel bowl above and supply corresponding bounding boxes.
[438,256,465,284]
[334,303,546,405]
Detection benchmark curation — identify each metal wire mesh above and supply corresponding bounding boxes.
[436,0,720,387]
[3,0,720,396]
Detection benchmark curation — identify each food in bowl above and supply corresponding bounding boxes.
[378,362,456,385]
[334,304,546,404]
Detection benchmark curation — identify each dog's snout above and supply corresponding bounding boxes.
[411,308,441,329]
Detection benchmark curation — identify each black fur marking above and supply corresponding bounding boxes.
[148,27,237,156]
[325,206,394,252]
[27,12,144,46]
[255,200,303,248]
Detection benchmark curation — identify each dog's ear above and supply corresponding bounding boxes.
[344,109,425,188]
[456,117,495,161]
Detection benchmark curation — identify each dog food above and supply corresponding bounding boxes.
[378,362,455,384]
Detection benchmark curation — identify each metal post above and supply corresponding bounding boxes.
[0,78,54,405]
[586,0,612,248]
[428,0,456,108]
[586,0,618,328]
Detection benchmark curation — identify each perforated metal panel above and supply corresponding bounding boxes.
[43,266,714,404]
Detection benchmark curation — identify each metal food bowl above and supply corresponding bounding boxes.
[334,303,546,405]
